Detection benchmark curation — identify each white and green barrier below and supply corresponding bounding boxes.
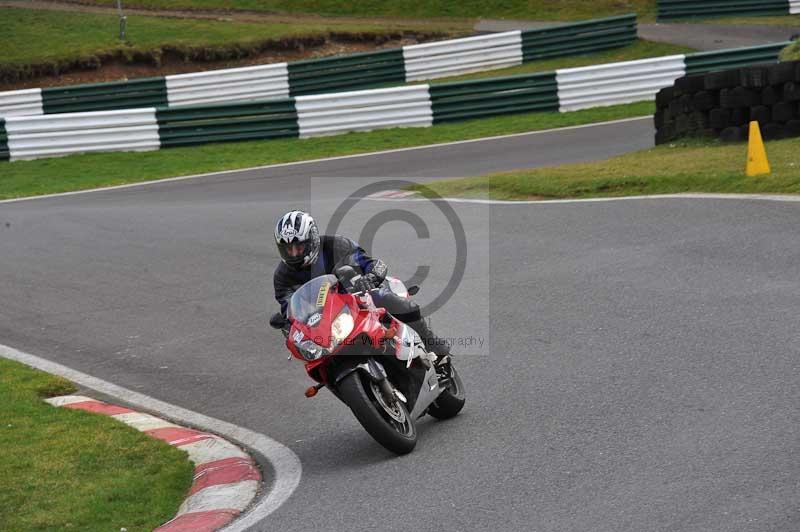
[0,15,636,120]
[295,85,432,137]
[165,63,290,106]
[657,0,800,20]
[557,55,687,112]
[0,88,43,118]
[430,73,559,122]
[0,119,8,161]
[402,32,524,82]
[4,108,160,160]
[156,100,298,148]
[1,42,790,162]
[557,41,788,111]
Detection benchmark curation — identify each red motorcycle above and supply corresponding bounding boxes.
[270,266,465,454]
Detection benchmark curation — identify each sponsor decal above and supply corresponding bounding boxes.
[280,226,297,241]
[307,313,322,326]
[316,282,330,308]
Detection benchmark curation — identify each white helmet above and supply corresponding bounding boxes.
[274,210,320,269]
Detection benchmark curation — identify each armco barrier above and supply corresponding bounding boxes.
[156,100,298,147]
[0,15,636,119]
[522,14,637,62]
[685,43,789,75]
[3,43,794,162]
[556,55,686,112]
[0,119,9,161]
[41,78,168,114]
[654,60,800,144]
[295,85,432,137]
[165,63,290,106]
[5,108,160,161]
[403,32,523,81]
[430,73,558,123]
[0,88,43,118]
[288,49,406,96]
[657,0,793,20]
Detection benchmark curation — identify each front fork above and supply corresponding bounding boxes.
[333,357,406,405]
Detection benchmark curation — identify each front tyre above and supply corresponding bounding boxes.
[338,371,417,455]
[427,365,466,420]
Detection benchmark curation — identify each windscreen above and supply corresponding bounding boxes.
[287,275,338,324]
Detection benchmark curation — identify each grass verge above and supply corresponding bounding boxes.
[0,102,653,200]
[437,40,695,82]
[410,138,800,200]
[780,41,800,61]
[0,357,194,532]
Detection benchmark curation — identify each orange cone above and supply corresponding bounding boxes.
[746,121,770,177]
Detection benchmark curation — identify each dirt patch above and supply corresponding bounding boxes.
[0,33,447,90]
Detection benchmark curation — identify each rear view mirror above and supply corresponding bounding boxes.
[335,265,357,283]
[407,285,420,296]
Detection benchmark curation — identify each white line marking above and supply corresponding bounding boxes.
[365,192,800,205]
[0,343,301,532]
[0,116,651,205]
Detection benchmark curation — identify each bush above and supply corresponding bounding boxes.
[779,41,800,62]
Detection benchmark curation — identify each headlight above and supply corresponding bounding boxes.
[331,307,354,343]
[294,306,353,361]
[295,339,324,361]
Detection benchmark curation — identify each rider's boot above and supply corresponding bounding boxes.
[407,318,452,367]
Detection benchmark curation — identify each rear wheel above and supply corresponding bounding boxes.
[427,365,465,420]
[338,371,417,455]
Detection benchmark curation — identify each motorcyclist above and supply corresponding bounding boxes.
[272,210,452,362]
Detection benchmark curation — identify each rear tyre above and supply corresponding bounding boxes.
[427,365,466,420]
[338,371,417,455]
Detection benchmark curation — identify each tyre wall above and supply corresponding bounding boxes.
[655,60,800,144]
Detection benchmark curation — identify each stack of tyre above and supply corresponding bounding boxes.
[655,60,800,145]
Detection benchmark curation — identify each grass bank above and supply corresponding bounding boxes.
[410,138,800,200]
[1,7,458,66]
[0,7,462,84]
[0,102,653,200]
[0,357,194,532]
[49,0,658,21]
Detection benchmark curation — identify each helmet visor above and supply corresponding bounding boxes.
[286,243,305,257]
[277,232,319,267]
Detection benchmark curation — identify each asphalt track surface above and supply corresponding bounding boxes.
[2,118,799,532]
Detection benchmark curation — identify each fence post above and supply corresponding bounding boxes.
[117,0,127,41]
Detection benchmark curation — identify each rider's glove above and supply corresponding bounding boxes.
[354,274,378,293]
[370,260,388,283]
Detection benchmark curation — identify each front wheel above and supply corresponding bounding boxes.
[338,371,417,455]
[427,365,466,420]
